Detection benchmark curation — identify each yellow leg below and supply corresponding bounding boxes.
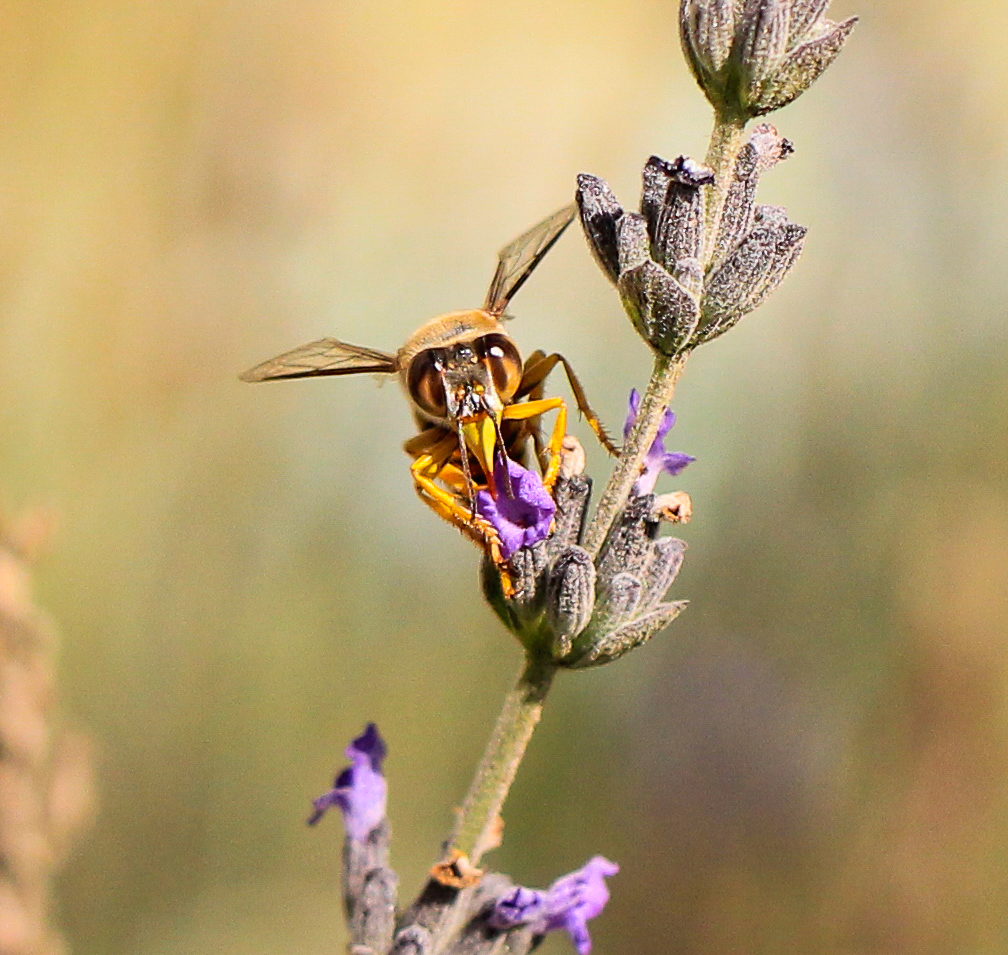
[501,397,567,490]
[403,426,449,457]
[518,351,619,456]
[409,434,517,596]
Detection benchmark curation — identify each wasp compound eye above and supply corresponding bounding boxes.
[477,334,523,401]
[407,349,448,418]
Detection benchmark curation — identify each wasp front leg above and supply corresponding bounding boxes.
[500,396,568,490]
[407,433,518,596]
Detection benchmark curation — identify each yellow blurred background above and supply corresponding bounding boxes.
[2,0,1007,952]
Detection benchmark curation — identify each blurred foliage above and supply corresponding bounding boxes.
[2,0,1008,953]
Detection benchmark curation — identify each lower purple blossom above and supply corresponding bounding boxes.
[308,723,387,840]
[489,856,619,955]
[624,388,694,496]
[476,453,556,559]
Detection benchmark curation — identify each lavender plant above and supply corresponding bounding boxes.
[310,2,855,952]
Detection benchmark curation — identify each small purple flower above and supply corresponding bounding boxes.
[308,723,387,840]
[624,388,695,496]
[490,856,619,955]
[476,454,556,560]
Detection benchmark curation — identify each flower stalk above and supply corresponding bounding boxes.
[447,80,785,884]
[701,116,749,266]
[580,352,688,559]
[445,0,852,884]
[446,655,556,867]
[312,4,857,952]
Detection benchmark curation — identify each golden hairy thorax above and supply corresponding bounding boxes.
[396,310,508,375]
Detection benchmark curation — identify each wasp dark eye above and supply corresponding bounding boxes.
[477,334,523,401]
[406,350,448,418]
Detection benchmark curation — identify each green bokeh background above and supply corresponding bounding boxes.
[3,1,1008,952]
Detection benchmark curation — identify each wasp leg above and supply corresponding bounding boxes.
[414,484,518,597]
[409,436,517,596]
[517,351,620,456]
[403,425,452,457]
[513,350,549,464]
[500,397,567,491]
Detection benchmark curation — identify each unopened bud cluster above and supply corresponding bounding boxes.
[577,124,805,357]
[483,456,689,669]
[679,0,857,120]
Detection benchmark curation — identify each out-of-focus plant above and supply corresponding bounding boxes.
[306,2,856,953]
[0,513,94,955]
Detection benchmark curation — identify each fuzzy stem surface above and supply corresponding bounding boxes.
[702,113,748,267]
[581,351,688,558]
[449,111,751,871]
[447,654,556,864]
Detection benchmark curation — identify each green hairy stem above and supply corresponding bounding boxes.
[447,112,751,867]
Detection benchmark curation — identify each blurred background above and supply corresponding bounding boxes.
[2,0,1007,952]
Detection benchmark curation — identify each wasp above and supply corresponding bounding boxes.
[240,205,617,590]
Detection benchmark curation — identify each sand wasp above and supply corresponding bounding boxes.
[241,205,617,590]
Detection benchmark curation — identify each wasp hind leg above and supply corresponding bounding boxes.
[518,350,620,456]
[500,396,568,491]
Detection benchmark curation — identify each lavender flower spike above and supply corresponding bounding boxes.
[624,389,695,496]
[490,856,620,955]
[476,454,557,559]
[308,723,387,840]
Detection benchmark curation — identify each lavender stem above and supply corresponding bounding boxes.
[446,655,555,866]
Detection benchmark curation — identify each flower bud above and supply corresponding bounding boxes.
[680,0,857,119]
[578,126,806,355]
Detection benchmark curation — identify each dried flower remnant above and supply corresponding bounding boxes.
[476,456,557,560]
[624,389,695,495]
[679,0,858,119]
[577,125,805,356]
[309,722,387,838]
[489,856,620,955]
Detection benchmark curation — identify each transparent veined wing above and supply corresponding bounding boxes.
[483,203,577,315]
[240,339,398,382]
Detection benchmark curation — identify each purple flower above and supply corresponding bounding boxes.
[308,723,387,839]
[490,856,619,955]
[476,454,556,560]
[624,388,695,496]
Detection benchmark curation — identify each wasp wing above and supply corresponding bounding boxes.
[483,203,577,315]
[240,339,398,382]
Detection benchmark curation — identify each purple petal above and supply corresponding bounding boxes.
[623,388,643,440]
[623,389,694,496]
[659,451,695,476]
[653,408,677,446]
[623,390,677,447]
[350,721,386,773]
[308,723,388,840]
[476,455,556,560]
[489,887,546,930]
[489,857,618,955]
